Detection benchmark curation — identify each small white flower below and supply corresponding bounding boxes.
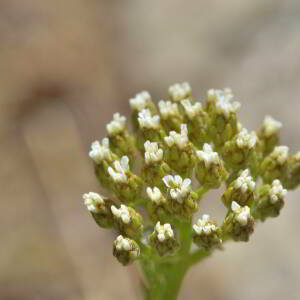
[168,82,192,101]
[129,91,151,111]
[193,214,217,235]
[155,222,174,242]
[263,115,282,137]
[271,146,289,165]
[269,179,287,204]
[144,141,163,165]
[158,100,179,119]
[181,99,202,119]
[294,151,300,160]
[236,128,257,149]
[164,124,189,149]
[207,88,241,118]
[115,235,132,251]
[83,192,104,213]
[138,109,160,129]
[235,169,256,193]
[146,187,165,205]
[111,204,131,224]
[231,201,251,226]
[196,143,220,168]
[89,138,112,164]
[108,156,130,183]
[107,113,126,135]
[163,174,191,203]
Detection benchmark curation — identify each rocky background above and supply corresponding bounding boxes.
[1,0,300,299]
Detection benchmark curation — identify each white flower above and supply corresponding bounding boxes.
[115,235,132,251]
[269,179,287,204]
[263,115,282,137]
[155,222,174,242]
[89,138,112,164]
[207,88,241,118]
[144,141,163,164]
[138,109,160,129]
[111,204,131,224]
[163,174,191,203]
[106,113,126,135]
[164,124,189,149]
[196,143,220,168]
[83,192,104,213]
[168,82,192,101]
[235,169,256,193]
[158,100,179,119]
[146,187,165,205]
[193,214,217,235]
[271,146,289,165]
[231,201,251,226]
[108,156,130,183]
[181,99,202,119]
[129,91,151,111]
[236,128,257,149]
[294,151,300,160]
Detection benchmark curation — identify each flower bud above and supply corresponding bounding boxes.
[223,201,254,242]
[158,100,183,131]
[168,82,192,102]
[149,222,179,256]
[252,179,287,221]
[111,204,144,239]
[282,152,300,190]
[195,143,228,188]
[113,235,140,265]
[193,214,222,249]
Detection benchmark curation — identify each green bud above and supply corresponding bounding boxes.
[282,152,300,190]
[113,235,140,265]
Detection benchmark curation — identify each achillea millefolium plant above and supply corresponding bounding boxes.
[82,83,300,300]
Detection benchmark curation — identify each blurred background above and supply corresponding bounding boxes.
[1,0,300,299]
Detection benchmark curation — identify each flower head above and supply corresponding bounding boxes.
[181,99,202,119]
[108,156,130,183]
[164,124,189,149]
[83,192,105,213]
[269,179,287,204]
[89,138,112,164]
[158,100,179,119]
[163,174,191,203]
[193,215,217,235]
[144,141,163,165]
[111,204,131,224]
[129,91,151,111]
[231,201,251,226]
[138,109,160,129]
[196,143,220,168]
[271,146,289,165]
[263,115,282,137]
[235,169,256,193]
[146,187,165,205]
[155,222,174,242]
[207,88,241,118]
[168,82,192,101]
[107,113,126,135]
[236,128,257,149]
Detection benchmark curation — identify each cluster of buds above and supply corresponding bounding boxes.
[82,82,299,268]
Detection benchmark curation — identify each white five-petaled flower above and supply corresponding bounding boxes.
[164,124,189,149]
[83,192,104,213]
[138,109,160,129]
[129,91,151,111]
[180,99,202,119]
[235,169,256,193]
[144,141,163,165]
[163,175,192,203]
[146,187,165,205]
[207,88,241,118]
[108,156,130,183]
[89,138,112,164]
[196,143,220,168]
[168,82,192,101]
[263,115,282,137]
[111,204,131,224]
[115,235,132,251]
[269,179,287,204]
[193,214,217,235]
[106,113,126,135]
[271,146,289,165]
[236,128,257,149]
[155,222,174,242]
[158,100,179,119]
[231,201,251,226]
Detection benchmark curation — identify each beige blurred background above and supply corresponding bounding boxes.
[1,0,300,299]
